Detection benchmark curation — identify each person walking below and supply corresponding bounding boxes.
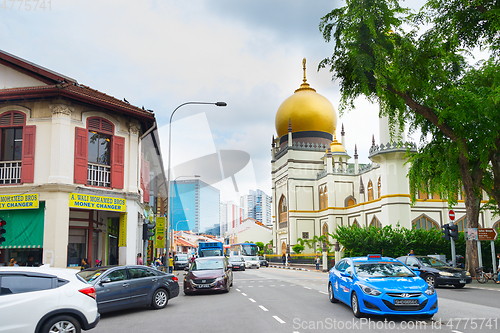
[80,258,89,271]
[315,255,320,270]
[496,253,500,284]
[287,253,292,267]
[407,249,415,256]
[137,253,143,265]
[169,254,174,274]
[281,253,286,267]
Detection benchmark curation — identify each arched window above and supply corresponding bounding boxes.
[319,185,328,210]
[351,220,360,228]
[367,180,374,201]
[347,198,355,207]
[322,223,329,242]
[278,195,287,228]
[319,187,324,210]
[369,216,382,228]
[378,177,381,198]
[412,215,439,230]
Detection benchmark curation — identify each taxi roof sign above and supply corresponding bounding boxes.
[367,254,382,259]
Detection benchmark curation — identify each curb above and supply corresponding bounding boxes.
[269,264,327,273]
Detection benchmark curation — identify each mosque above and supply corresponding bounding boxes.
[270,59,498,256]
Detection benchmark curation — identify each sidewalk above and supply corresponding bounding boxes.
[467,279,500,290]
[269,263,328,272]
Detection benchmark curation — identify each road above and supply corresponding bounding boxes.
[92,267,500,333]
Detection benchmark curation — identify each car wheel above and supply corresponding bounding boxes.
[152,288,169,309]
[351,292,364,318]
[424,274,437,288]
[224,280,230,293]
[41,315,80,333]
[454,283,465,289]
[328,282,338,303]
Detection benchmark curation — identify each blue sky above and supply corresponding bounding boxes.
[1,0,426,201]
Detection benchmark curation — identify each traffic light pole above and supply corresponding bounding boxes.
[477,240,483,268]
[451,237,456,268]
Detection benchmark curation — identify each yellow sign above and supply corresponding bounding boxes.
[119,212,127,247]
[69,193,126,212]
[155,217,166,249]
[0,194,39,210]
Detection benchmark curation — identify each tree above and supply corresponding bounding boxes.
[319,0,500,274]
[292,244,305,254]
[255,242,265,255]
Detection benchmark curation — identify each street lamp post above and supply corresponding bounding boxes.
[166,102,226,255]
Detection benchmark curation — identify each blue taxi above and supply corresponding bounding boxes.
[328,255,438,318]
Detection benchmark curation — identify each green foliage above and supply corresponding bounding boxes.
[292,244,305,254]
[255,242,265,256]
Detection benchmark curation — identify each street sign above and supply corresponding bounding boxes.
[449,210,455,221]
[477,228,498,241]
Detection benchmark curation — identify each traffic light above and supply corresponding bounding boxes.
[449,224,459,241]
[0,219,6,245]
[142,222,155,241]
[441,223,450,241]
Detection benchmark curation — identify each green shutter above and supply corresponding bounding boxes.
[0,202,44,249]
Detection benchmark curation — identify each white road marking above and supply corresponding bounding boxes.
[319,291,328,295]
[259,285,264,287]
[259,305,268,311]
[248,298,256,303]
[236,289,240,292]
[304,287,311,290]
[451,330,463,333]
[280,285,285,286]
[270,285,275,287]
[241,293,247,296]
[248,286,253,288]
[273,316,285,324]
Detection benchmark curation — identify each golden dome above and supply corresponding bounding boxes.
[329,137,346,153]
[275,58,337,138]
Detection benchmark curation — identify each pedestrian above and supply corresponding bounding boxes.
[407,249,415,256]
[95,259,102,267]
[137,253,143,265]
[80,258,89,271]
[281,253,286,266]
[315,255,320,270]
[287,253,292,266]
[25,255,36,267]
[169,254,174,273]
[496,253,500,284]
[8,258,18,267]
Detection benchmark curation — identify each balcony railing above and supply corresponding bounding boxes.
[87,162,111,187]
[0,161,22,184]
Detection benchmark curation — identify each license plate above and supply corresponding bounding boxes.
[197,284,211,288]
[459,279,466,283]
[395,299,419,305]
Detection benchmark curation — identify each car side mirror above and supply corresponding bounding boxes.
[412,264,419,267]
[340,272,350,278]
[100,277,111,284]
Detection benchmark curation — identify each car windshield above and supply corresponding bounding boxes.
[191,259,224,271]
[355,262,416,278]
[175,254,188,260]
[77,267,111,282]
[229,257,244,262]
[418,257,448,268]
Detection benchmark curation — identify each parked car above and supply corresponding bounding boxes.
[397,255,472,288]
[328,255,438,318]
[244,256,260,269]
[258,256,269,267]
[174,253,190,270]
[228,256,246,271]
[184,257,233,295]
[78,265,179,313]
[0,266,100,333]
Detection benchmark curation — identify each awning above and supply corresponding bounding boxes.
[0,202,44,249]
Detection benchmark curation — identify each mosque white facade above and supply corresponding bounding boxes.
[271,59,499,256]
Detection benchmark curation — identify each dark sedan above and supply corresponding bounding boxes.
[184,257,233,295]
[397,256,472,288]
[258,256,269,267]
[78,265,179,313]
[228,256,246,271]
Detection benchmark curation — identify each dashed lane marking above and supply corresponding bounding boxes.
[241,293,247,296]
[304,287,311,290]
[319,291,328,295]
[236,288,240,292]
[273,316,286,324]
[259,305,268,312]
[248,298,256,303]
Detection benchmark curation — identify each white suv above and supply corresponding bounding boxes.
[0,266,100,333]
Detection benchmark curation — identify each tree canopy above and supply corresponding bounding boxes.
[319,0,500,273]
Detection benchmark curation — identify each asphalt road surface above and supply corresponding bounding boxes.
[92,267,500,333]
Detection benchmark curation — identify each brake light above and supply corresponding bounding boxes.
[79,286,96,299]
[367,254,382,260]
[172,276,178,282]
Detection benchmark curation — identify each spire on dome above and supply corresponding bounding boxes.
[272,135,275,148]
[372,135,375,147]
[341,123,345,136]
[288,118,292,132]
[294,58,316,93]
[354,144,358,159]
